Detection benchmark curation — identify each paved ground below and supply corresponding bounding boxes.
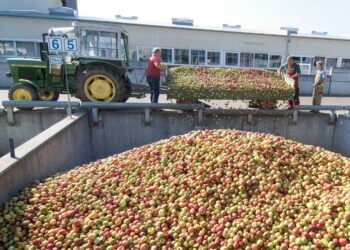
[0,89,349,111]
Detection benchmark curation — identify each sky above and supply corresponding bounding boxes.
[77,0,350,36]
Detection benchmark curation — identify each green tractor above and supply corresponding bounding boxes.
[6,21,132,106]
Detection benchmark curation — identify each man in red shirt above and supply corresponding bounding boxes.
[146,48,168,103]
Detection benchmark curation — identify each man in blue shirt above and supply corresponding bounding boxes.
[311,61,327,112]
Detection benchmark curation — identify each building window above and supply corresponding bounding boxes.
[254,53,268,68]
[190,50,205,65]
[313,56,325,68]
[0,41,15,56]
[161,48,173,64]
[291,56,314,66]
[225,52,239,66]
[302,57,314,65]
[269,55,282,68]
[240,53,254,67]
[207,51,221,65]
[292,56,301,63]
[35,42,41,56]
[138,47,152,62]
[16,41,37,57]
[341,58,350,68]
[174,49,189,64]
[326,58,337,69]
[128,46,137,62]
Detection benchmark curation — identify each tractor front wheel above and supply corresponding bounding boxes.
[8,84,39,110]
[39,90,59,101]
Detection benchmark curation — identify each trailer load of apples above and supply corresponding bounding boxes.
[167,66,294,101]
[1,129,350,249]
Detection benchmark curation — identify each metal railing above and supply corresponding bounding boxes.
[1,101,206,126]
[1,101,349,126]
[1,100,204,110]
[293,105,350,124]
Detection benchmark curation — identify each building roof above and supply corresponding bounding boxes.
[0,10,116,24]
[1,10,350,42]
[116,19,287,37]
[115,19,350,42]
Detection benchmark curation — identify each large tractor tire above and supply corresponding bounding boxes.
[8,83,39,110]
[121,76,132,102]
[76,66,128,102]
[39,90,59,101]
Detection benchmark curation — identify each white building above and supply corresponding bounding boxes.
[119,19,350,72]
[0,1,350,94]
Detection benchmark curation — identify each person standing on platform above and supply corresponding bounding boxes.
[279,56,301,109]
[311,61,327,112]
[146,48,168,103]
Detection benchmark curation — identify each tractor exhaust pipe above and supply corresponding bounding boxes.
[42,33,49,52]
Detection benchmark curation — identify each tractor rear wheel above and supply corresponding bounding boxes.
[39,90,59,101]
[121,77,131,102]
[77,67,127,102]
[8,83,39,110]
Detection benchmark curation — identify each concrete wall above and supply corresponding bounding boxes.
[91,111,339,160]
[328,69,350,96]
[333,115,350,156]
[0,112,91,206]
[299,74,350,96]
[91,111,197,160]
[0,109,66,156]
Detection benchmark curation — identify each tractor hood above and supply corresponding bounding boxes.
[7,58,46,68]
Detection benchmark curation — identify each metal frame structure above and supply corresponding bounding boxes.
[1,101,349,127]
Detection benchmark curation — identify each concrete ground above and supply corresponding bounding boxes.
[0,89,349,111]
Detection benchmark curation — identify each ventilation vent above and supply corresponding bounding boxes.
[116,15,138,20]
[223,24,241,29]
[172,18,193,26]
[312,31,328,35]
[48,7,77,16]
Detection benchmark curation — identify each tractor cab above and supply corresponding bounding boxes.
[7,21,132,106]
[47,22,129,65]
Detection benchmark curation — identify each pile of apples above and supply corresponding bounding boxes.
[167,66,294,101]
[1,129,350,249]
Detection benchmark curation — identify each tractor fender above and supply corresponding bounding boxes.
[76,62,125,77]
[16,79,40,92]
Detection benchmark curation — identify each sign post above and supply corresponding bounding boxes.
[48,37,77,117]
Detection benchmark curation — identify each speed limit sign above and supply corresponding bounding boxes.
[48,37,63,52]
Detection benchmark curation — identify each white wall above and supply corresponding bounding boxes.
[123,24,287,54]
[0,0,62,13]
[0,16,71,40]
[2,15,350,60]
[290,36,350,58]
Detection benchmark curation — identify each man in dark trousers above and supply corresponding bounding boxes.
[279,56,301,109]
[146,48,168,103]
